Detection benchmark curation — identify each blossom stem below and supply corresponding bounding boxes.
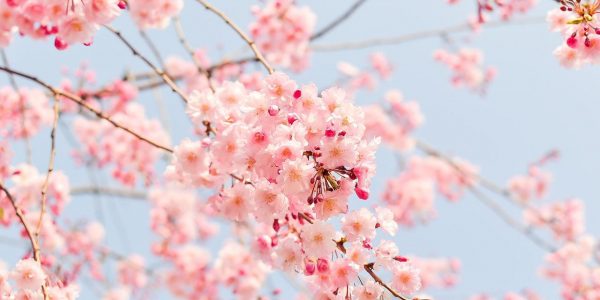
[0,66,174,153]
[195,0,274,74]
[0,183,49,300]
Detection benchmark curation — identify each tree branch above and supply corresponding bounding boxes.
[36,96,59,244]
[70,186,147,200]
[364,263,409,300]
[415,139,557,252]
[104,25,190,104]
[312,16,545,52]
[196,0,274,74]
[0,66,173,153]
[0,183,48,299]
[310,0,368,41]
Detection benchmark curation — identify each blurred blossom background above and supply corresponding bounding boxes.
[2,0,600,298]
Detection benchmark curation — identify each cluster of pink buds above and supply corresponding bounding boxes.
[549,0,600,67]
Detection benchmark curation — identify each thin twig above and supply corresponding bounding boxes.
[0,66,173,153]
[0,183,48,299]
[414,139,557,252]
[70,186,147,199]
[36,96,59,242]
[468,185,556,252]
[138,30,165,69]
[363,263,409,300]
[196,0,274,74]
[312,16,545,51]
[104,25,190,104]
[172,16,215,91]
[310,0,368,41]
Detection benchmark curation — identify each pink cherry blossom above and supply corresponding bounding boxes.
[300,220,336,258]
[390,263,422,295]
[10,259,46,291]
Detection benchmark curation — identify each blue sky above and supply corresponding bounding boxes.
[2,0,600,299]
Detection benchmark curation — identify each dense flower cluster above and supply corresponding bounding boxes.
[548,1,600,68]
[249,0,316,71]
[73,103,170,186]
[0,0,125,49]
[0,0,597,299]
[541,236,600,299]
[0,258,81,299]
[0,164,70,225]
[524,198,585,242]
[172,72,378,218]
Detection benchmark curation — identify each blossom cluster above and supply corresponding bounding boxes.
[128,0,183,29]
[0,164,70,225]
[72,102,170,186]
[249,0,317,71]
[0,258,80,300]
[548,2,600,68]
[0,0,125,49]
[363,90,423,151]
[171,72,378,219]
[337,53,394,93]
[382,156,478,226]
[434,48,497,94]
[0,87,52,139]
[541,235,600,299]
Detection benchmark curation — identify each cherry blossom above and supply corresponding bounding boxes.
[434,48,497,94]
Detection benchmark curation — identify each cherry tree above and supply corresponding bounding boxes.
[0,0,598,299]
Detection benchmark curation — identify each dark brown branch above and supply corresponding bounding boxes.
[0,183,48,299]
[0,66,173,153]
[363,263,409,300]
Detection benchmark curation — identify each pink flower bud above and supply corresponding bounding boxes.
[256,236,271,251]
[254,132,266,143]
[293,89,302,99]
[317,258,329,273]
[287,113,298,124]
[355,187,369,200]
[394,256,409,262]
[54,38,68,51]
[304,261,316,275]
[567,36,578,48]
[325,128,336,137]
[268,105,280,116]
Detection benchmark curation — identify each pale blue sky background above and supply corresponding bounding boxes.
[2,0,600,299]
